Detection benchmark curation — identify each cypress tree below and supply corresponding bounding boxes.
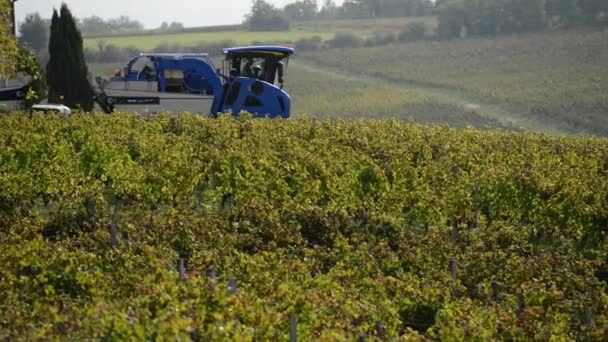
[46,9,61,102]
[46,4,93,111]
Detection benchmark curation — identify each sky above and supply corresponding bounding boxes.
[15,0,345,29]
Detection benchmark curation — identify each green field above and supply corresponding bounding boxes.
[1,113,607,339]
[84,30,335,50]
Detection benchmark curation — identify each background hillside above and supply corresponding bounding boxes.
[16,0,607,135]
[85,25,608,135]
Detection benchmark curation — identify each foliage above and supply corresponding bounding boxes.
[85,41,140,64]
[365,31,396,46]
[437,0,608,39]
[79,15,144,36]
[292,15,438,33]
[46,4,94,111]
[246,0,290,31]
[158,21,185,33]
[246,0,433,23]
[398,22,427,42]
[18,13,50,54]
[338,0,434,19]
[0,0,18,78]
[16,45,47,107]
[326,32,364,48]
[437,0,467,39]
[0,113,607,339]
[284,0,319,21]
[293,35,324,51]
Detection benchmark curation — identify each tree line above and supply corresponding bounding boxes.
[247,0,608,34]
[437,0,608,38]
[246,0,434,31]
[18,13,185,60]
[320,0,434,19]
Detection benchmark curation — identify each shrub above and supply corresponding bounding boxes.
[85,40,239,64]
[189,40,237,55]
[84,43,138,63]
[366,31,397,46]
[326,32,363,49]
[294,35,323,51]
[398,22,427,42]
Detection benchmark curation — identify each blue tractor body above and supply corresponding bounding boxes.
[93,45,294,118]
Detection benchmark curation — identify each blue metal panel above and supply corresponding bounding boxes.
[220,77,290,119]
[154,58,223,95]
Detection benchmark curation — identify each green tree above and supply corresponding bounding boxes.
[46,4,93,111]
[319,0,338,19]
[546,0,581,27]
[437,0,469,38]
[437,0,549,38]
[19,13,50,53]
[579,0,608,25]
[79,15,144,35]
[79,15,107,34]
[0,0,19,78]
[246,0,290,31]
[283,0,318,21]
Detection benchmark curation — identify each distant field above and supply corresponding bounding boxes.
[84,31,335,50]
[287,63,503,128]
[302,30,608,135]
[287,63,425,119]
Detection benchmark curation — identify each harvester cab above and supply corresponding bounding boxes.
[217,46,294,118]
[92,45,294,119]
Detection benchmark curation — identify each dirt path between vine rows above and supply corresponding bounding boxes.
[292,60,564,134]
